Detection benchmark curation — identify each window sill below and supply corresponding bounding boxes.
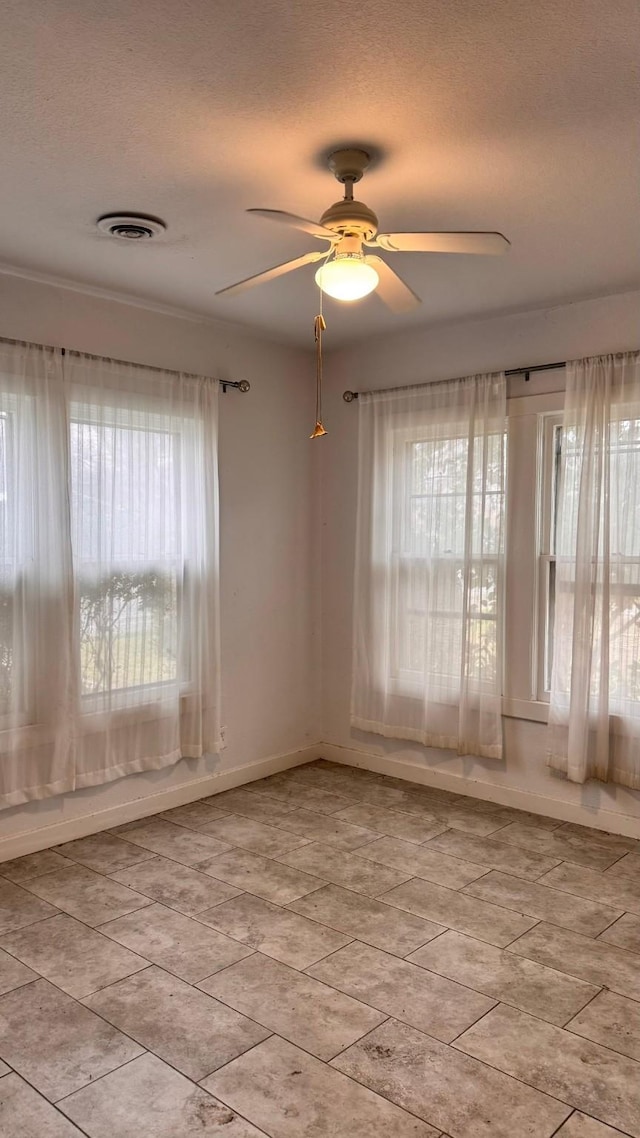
[502,697,549,724]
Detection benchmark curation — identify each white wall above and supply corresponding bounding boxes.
[320,290,640,831]
[0,272,321,849]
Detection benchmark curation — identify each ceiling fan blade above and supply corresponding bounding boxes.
[216,250,326,298]
[375,231,510,255]
[248,209,337,241]
[366,255,421,313]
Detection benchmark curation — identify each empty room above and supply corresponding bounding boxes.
[0,1,639,1136]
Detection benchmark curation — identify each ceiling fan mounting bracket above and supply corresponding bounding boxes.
[319,197,379,241]
[327,148,371,185]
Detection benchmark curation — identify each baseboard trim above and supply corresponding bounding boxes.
[0,745,321,861]
[318,742,640,840]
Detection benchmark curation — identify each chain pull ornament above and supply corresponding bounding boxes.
[310,314,328,439]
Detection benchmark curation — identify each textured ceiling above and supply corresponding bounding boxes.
[0,0,638,347]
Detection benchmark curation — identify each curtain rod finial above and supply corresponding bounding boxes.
[343,390,357,402]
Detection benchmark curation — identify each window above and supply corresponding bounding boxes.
[351,373,506,759]
[500,380,566,720]
[537,412,563,699]
[70,407,182,705]
[0,400,19,717]
[541,410,640,709]
[391,426,505,694]
[0,341,221,809]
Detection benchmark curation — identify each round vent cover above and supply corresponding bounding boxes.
[97,214,166,240]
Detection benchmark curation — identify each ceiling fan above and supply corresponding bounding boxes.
[216,148,510,312]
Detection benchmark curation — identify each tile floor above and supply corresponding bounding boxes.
[0,760,639,1137]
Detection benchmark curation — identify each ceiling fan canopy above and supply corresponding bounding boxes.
[216,148,510,312]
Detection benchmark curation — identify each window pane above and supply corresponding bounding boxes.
[394,426,505,688]
[70,412,180,700]
[550,415,640,708]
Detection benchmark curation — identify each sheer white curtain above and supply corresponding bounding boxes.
[548,351,640,789]
[0,341,221,808]
[351,373,506,759]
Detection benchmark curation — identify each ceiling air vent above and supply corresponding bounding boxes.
[97,214,166,240]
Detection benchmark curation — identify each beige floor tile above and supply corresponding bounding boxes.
[0,1072,87,1138]
[273,808,379,851]
[204,1034,439,1138]
[567,989,640,1061]
[0,914,147,998]
[598,913,640,953]
[0,851,73,883]
[357,835,487,889]
[308,939,495,1042]
[198,847,324,904]
[0,946,37,994]
[99,902,253,982]
[201,951,385,1060]
[199,815,310,858]
[470,802,563,831]
[289,883,444,956]
[198,892,351,968]
[425,830,561,880]
[539,862,640,915]
[462,870,623,937]
[490,823,626,871]
[555,823,639,855]
[120,818,231,866]
[287,762,386,797]
[409,929,598,1025]
[424,803,517,837]
[246,782,357,816]
[277,841,412,896]
[84,965,269,1080]
[202,788,298,826]
[332,801,448,844]
[351,781,456,815]
[0,1060,8,1075]
[555,1110,635,1136]
[509,921,640,1001]
[455,1003,640,1137]
[0,879,58,935]
[381,876,537,947]
[23,866,152,927]
[110,855,243,914]
[332,1017,571,1138]
[59,1052,267,1138]
[0,978,143,1101]
[159,800,231,829]
[605,852,640,882]
[54,833,156,874]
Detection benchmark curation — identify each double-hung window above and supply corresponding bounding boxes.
[352,373,506,759]
[0,341,221,809]
[390,425,504,698]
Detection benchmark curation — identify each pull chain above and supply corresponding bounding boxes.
[309,314,327,438]
[310,244,333,439]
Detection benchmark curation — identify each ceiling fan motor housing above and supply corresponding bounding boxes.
[319,198,379,241]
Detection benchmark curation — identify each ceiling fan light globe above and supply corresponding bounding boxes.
[315,255,379,302]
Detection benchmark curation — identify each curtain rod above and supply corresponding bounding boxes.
[0,334,250,394]
[342,360,566,402]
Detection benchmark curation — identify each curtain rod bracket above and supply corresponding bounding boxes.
[221,379,251,394]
